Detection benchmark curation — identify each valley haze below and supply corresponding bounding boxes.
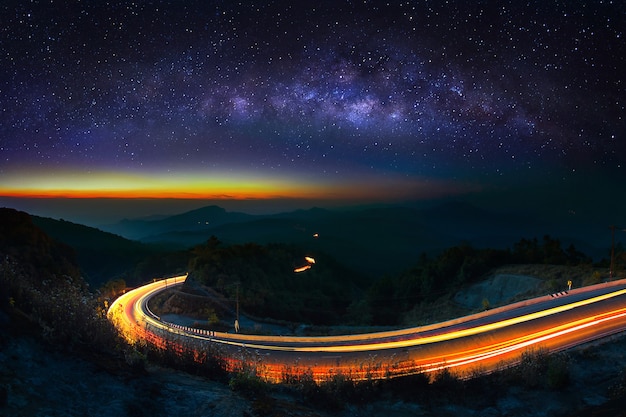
[3,195,623,280]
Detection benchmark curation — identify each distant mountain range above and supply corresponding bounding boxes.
[102,205,255,240]
[92,201,611,279]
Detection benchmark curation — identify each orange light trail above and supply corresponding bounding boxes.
[293,264,312,273]
[108,275,626,383]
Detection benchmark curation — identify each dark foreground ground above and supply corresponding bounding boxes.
[3,310,626,417]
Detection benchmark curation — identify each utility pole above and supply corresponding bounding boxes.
[610,226,626,279]
[236,282,240,323]
[234,281,240,333]
[610,225,616,279]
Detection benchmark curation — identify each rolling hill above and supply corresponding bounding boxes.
[31,216,184,287]
[98,201,609,279]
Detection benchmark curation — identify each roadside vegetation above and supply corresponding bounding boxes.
[31,215,189,288]
[179,344,577,413]
[2,207,626,415]
[0,209,121,353]
[160,234,620,331]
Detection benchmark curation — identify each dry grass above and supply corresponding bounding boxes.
[405,263,618,326]
[491,264,602,287]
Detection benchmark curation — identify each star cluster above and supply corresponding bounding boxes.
[1,1,624,201]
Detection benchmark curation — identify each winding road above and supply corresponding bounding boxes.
[108,274,626,382]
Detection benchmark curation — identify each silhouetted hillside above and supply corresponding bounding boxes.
[183,237,365,325]
[0,208,80,281]
[32,216,185,287]
[0,208,120,350]
[102,205,255,240]
[100,201,611,279]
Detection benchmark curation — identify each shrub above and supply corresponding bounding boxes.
[517,348,549,388]
[546,355,570,389]
[583,271,603,286]
[124,347,148,373]
[381,372,431,402]
[229,367,267,398]
[431,367,463,396]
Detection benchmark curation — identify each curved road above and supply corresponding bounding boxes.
[108,274,626,382]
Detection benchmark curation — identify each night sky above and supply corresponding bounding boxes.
[1,1,625,222]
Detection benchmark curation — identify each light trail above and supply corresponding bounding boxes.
[413,306,626,374]
[108,275,626,382]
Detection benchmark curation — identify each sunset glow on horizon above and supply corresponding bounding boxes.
[0,167,472,202]
[1,1,624,223]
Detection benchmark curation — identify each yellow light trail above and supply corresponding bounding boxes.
[110,276,626,352]
[413,306,626,374]
[108,275,626,381]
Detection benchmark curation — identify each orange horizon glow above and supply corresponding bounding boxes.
[0,167,477,202]
[0,189,319,200]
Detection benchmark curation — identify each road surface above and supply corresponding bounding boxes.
[108,274,626,382]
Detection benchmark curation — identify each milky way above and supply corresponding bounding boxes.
[1,1,624,201]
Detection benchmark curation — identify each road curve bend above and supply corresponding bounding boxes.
[108,274,626,382]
